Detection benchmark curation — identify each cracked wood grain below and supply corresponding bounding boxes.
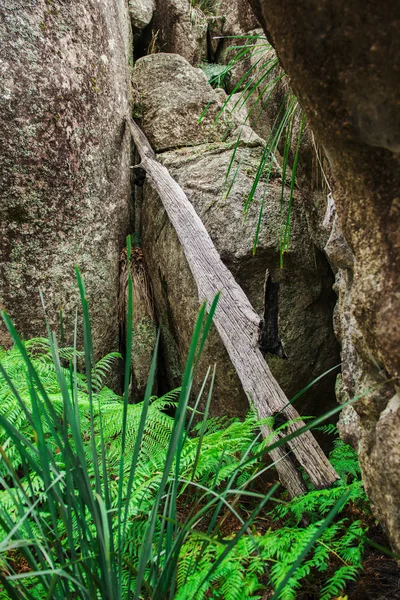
[129,118,339,496]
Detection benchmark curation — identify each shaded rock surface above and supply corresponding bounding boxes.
[151,0,208,65]
[133,53,339,416]
[208,0,260,66]
[129,0,155,30]
[0,0,133,356]
[250,0,400,551]
[145,0,259,69]
[119,246,157,401]
[220,37,332,250]
[216,0,260,36]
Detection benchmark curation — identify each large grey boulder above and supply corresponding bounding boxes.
[250,0,400,552]
[209,0,260,65]
[146,0,260,69]
[132,53,236,151]
[0,1,133,356]
[224,41,323,195]
[220,40,336,261]
[148,0,259,68]
[133,53,339,417]
[216,0,259,36]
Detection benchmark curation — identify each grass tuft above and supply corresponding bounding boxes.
[0,250,375,599]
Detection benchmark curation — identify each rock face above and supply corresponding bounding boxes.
[132,54,235,151]
[0,1,133,356]
[129,0,155,30]
[151,0,208,65]
[249,0,400,551]
[147,0,259,68]
[216,0,259,36]
[223,39,328,206]
[209,2,261,87]
[133,53,339,417]
[119,246,157,400]
[240,40,337,268]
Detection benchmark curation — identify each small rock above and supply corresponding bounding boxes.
[129,0,156,30]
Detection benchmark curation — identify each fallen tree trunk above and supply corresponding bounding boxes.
[129,118,339,496]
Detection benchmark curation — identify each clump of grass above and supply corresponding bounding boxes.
[0,237,375,599]
[200,62,231,89]
[212,33,306,262]
[190,0,217,16]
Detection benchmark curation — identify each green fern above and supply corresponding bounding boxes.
[0,338,371,600]
[201,62,231,89]
[173,431,370,600]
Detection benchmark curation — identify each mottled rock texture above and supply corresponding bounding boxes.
[216,0,259,36]
[129,0,155,30]
[133,53,339,417]
[148,0,259,68]
[211,1,260,83]
[249,0,400,551]
[151,0,208,65]
[132,53,235,151]
[230,39,334,252]
[0,0,133,356]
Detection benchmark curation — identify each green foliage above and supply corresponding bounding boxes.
[0,280,275,600]
[0,335,370,600]
[174,435,370,600]
[0,265,371,599]
[216,34,306,262]
[190,0,217,16]
[200,63,231,89]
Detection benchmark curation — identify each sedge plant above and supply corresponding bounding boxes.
[0,238,275,599]
[202,33,307,263]
[0,237,375,599]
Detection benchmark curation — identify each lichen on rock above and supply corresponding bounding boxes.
[0,0,133,359]
[248,0,400,552]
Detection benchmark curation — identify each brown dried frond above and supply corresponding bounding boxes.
[147,29,160,55]
[118,245,154,326]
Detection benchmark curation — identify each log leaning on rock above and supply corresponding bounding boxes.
[129,118,339,497]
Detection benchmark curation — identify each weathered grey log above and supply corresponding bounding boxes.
[129,118,339,495]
